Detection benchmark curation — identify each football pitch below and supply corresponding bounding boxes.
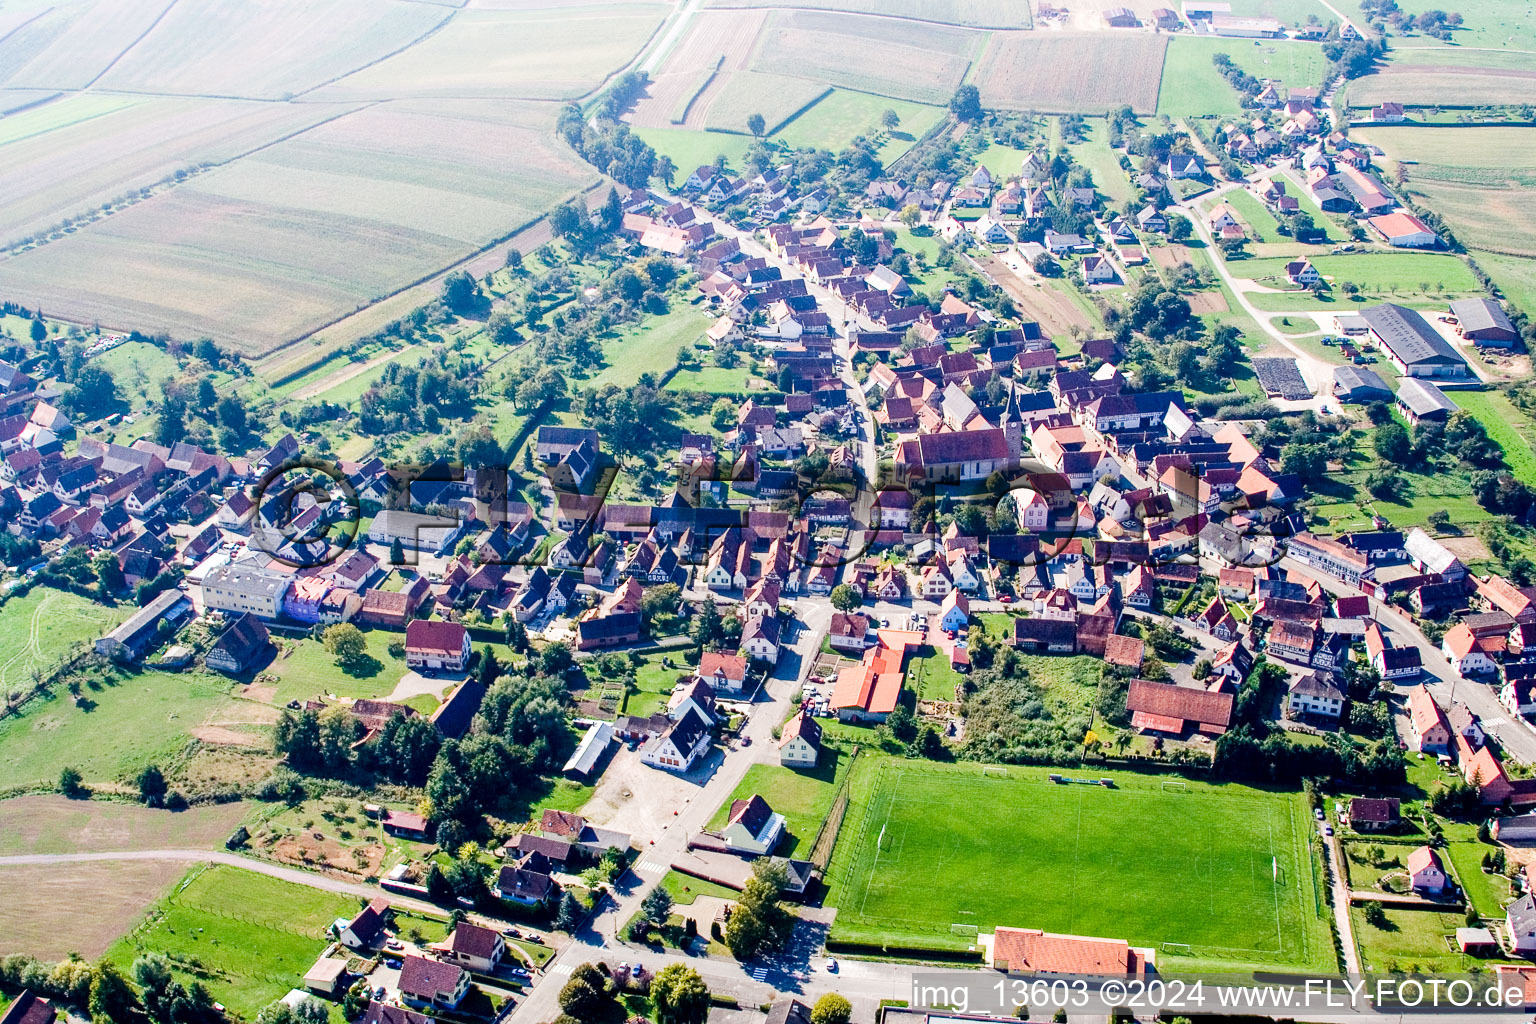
[824,760,1330,970]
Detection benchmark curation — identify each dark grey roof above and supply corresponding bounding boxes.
[1333,365,1390,396]
[1291,671,1344,700]
[1450,297,1516,336]
[1362,303,1463,367]
[665,706,711,754]
[1395,377,1458,418]
[1508,892,1536,932]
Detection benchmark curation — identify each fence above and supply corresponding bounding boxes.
[807,745,861,872]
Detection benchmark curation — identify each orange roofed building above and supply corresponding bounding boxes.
[983,926,1155,974]
[830,629,923,723]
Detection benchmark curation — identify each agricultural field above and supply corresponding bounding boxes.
[1355,126,1536,260]
[0,94,354,248]
[0,587,130,699]
[1343,49,1536,110]
[0,794,248,856]
[0,99,596,353]
[1476,250,1536,317]
[1379,0,1536,51]
[824,759,1331,971]
[976,32,1168,115]
[703,0,1031,27]
[317,4,668,101]
[0,0,177,92]
[0,666,240,791]
[705,750,850,857]
[701,73,830,135]
[775,91,946,165]
[626,9,772,129]
[1219,0,1334,25]
[96,0,450,99]
[636,126,754,178]
[1157,36,1327,117]
[750,11,982,106]
[0,860,188,960]
[106,864,358,1018]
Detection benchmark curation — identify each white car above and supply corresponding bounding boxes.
[825,957,838,973]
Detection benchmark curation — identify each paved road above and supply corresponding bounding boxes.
[1277,556,1536,764]
[0,848,453,921]
[1320,826,1364,975]
[508,605,824,1024]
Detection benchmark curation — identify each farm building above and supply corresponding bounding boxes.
[1360,304,1467,379]
[1204,14,1283,35]
[1332,366,1392,404]
[1368,211,1439,248]
[95,588,192,662]
[205,611,272,674]
[368,509,464,555]
[1395,377,1457,425]
[1450,298,1519,347]
[404,620,470,673]
[563,720,614,779]
[1126,678,1234,736]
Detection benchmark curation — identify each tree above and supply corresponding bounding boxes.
[557,964,623,1024]
[137,764,167,805]
[811,994,852,1024]
[555,890,584,932]
[884,703,918,744]
[652,965,710,1024]
[196,376,217,409]
[89,960,136,1024]
[67,365,119,418]
[389,538,405,565]
[441,271,481,314]
[30,317,46,342]
[1374,421,1412,464]
[829,584,861,613]
[950,84,982,121]
[724,859,793,958]
[95,550,124,595]
[1167,216,1192,242]
[215,395,247,439]
[1363,900,1388,928]
[322,623,368,668]
[881,108,901,129]
[641,885,673,924]
[746,113,766,138]
[59,766,84,797]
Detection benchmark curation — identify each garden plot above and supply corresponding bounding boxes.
[1253,357,1313,400]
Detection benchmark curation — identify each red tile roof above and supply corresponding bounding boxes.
[405,619,467,657]
[1126,678,1234,734]
[990,926,1151,974]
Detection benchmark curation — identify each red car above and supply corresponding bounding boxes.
[999,594,1013,604]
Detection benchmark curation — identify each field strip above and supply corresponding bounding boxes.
[79,0,181,92]
[290,9,458,100]
[702,2,1027,30]
[288,344,418,402]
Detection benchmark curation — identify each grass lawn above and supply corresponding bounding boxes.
[0,587,131,699]
[1349,904,1472,973]
[1064,118,1132,206]
[1225,188,1285,245]
[1015,653,1103,722]
[775,90,945,167]
[0,667,239,790]
[972,143,1036,182]
[1451,391,1536,488]
[909,646,965,702]
[622,651,690,718]
[589,304,710,389]
[704,747,851,857]
[1158,37,1328,117]
[92,341,182,412]
[662,869,740,905]
[1439,821,1512,919]
[665,365,752,394]
[106,864,357,1019]
[1309,432,1507,535]
[634,127,753,176]
[263,633,409,706]
[1476,250,1536,318]
[824,759,1331,971]
[1228,252,1479,292]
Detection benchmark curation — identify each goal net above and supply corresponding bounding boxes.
[1161,942,1193,956]
[877,822,891,851]
[1161,780,1188,792]
[984,766,1008,778]
[950,923,980,937]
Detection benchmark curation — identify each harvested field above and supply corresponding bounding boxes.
[1187,290,1229,313]
[316,3,668,101]
[1345,65,1536,109]
[976,32,1167,114]
[97,0,450,99]
[1151,243,1194,269]
[703,0,1030,27]
[0,795,248,856]
[0,95,358,248]
[701,72,829,134]
[0,860,186,959]
[0,0,174,91]
[627,9,768,129]
[750,10,982,105]
[0,99,595,352]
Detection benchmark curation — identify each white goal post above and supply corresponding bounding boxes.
[1161,780,1188,792]
[983,766,1008,778]
[1161,942,1193,956]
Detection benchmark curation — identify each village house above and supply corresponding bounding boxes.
[404,619,470,674]
[778,710,821,767]
[721,794,786,855]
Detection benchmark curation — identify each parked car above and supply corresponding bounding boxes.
[825,958,838,973]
